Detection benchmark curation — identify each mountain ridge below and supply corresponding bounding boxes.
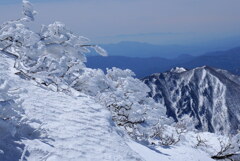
[142,66,240,135]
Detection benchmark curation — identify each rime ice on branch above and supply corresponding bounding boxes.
[0,0,107,93]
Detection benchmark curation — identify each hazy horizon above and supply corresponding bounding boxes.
[0,0,239,47]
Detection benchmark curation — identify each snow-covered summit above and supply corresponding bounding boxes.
[170,67,187,73]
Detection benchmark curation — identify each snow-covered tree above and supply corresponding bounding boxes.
[22,0,37,22]
[0,0,107,94]
[71,68,110,96]
[102,68,150,131]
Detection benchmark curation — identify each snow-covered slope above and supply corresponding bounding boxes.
[1,49,225,161]
[19,86,141,161]
[143,66,240,135]
[0,53,143,161]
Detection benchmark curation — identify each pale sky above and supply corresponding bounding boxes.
[0,0,240,45]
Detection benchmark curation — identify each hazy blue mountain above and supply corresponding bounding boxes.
[99,41,194,58]
[89,37,240,59]
[180,47,240,75]
[87,46,240,78]
[86,55,194,78]
[143,66,240,135]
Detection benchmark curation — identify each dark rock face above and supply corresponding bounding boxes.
[143,66,240,135]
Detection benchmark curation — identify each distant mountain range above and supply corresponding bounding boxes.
[89,38,240,59]
[180,47,240,75]
[87,47,240,78]
[98,42,195,58]
[142,66,240,135]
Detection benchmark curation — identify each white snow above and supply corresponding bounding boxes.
[127,140,214,161]
[0,53,142,161]
[170,67,187,73]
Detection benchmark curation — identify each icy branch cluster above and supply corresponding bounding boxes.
[0,0,107,94]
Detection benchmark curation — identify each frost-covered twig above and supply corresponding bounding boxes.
[20,145,28,161]
[195,135,208,148]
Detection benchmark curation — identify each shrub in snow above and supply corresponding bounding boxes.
[211,134,240,160]
[100,68,150,131]
[187,132,240,161]
[149,125,181,146]
[72,68,110,96]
